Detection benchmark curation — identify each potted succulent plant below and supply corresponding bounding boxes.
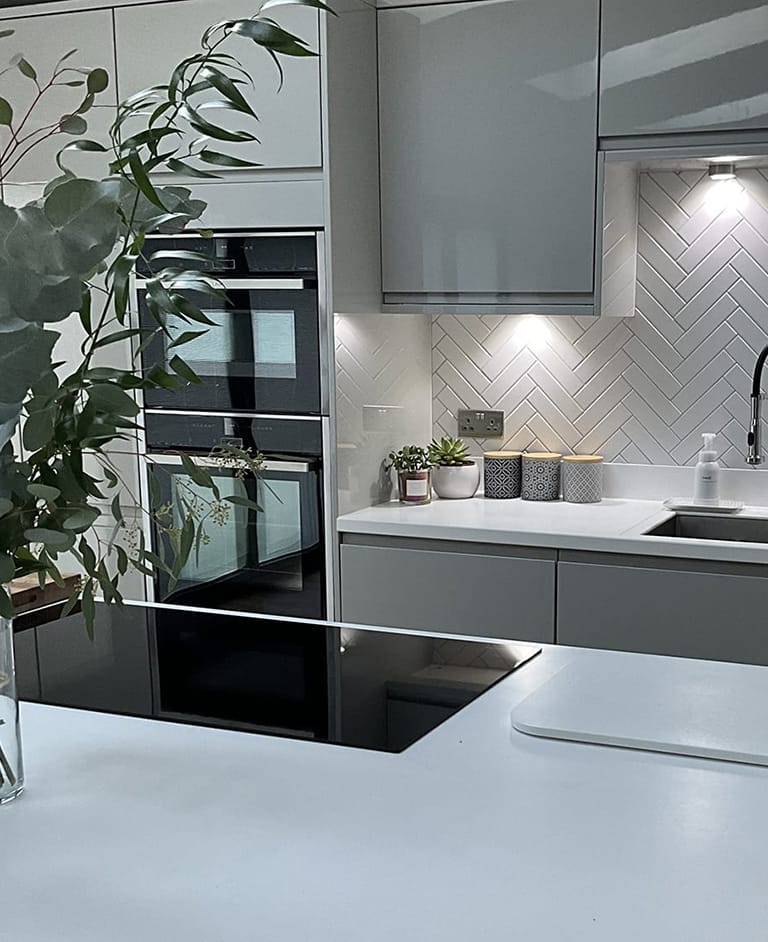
[386,445,432,505]
[0,0,326,804]
[428,436,480,499]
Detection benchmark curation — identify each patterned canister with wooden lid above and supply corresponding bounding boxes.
[562,454,603,503]
[483,451,522,499]
[521,453,562,501]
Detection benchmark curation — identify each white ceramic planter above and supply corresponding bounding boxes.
[432,462,480,499]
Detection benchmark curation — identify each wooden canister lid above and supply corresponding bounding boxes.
[523,452,562,460]
[562,454,603,463]
[484,451,522,458]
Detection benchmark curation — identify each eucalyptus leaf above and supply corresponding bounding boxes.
[0,98,12,126]
[86,68,109,94]
[59,114,88,135]
[26,483,61,502]
[62,507,100,531]
[23,528,74,549]
[17,58,36,81]
[0,555,15,585]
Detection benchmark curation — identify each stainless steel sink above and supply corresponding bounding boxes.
[644,514,768,543]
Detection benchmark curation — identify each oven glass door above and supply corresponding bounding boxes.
[148,456,325,619]
[139,283,321,414]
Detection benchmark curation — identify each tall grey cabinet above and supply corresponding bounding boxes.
[600,0,768,137]
[378,0,600,313]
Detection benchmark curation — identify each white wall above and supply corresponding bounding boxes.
[335,313,432,514]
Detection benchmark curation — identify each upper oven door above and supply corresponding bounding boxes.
[138,280,321,415]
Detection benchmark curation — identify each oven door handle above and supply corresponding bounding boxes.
[135,278,307,291]
[145,453,314,474]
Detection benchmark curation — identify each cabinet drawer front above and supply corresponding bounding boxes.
[558,561,768,665]
[341,544,555,641]
[378,0,598,298]
[600,0,768,136]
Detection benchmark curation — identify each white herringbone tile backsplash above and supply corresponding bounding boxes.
[433,169,768,469]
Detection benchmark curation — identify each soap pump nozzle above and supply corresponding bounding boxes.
[699,433,717,461]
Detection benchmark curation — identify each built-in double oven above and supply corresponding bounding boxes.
[135,231,334,736]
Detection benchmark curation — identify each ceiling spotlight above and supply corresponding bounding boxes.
[709,162,736,181]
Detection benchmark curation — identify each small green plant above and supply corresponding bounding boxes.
[386,445,431,473]
[428,436,472,467]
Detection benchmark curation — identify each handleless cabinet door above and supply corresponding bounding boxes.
[558,555,768,665]
[600,0,768,137]
[341,540,555,642]
[378,0,599,300]
[0,9,116,184]
[114,0,321,171]
[36,605,153,715]
[13,630,40,701]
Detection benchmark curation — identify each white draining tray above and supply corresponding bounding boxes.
[663,498,743,513]
[512,656,768,766]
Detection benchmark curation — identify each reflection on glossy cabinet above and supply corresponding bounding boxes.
[36,606,153,715]
[600,0,768,136]
[0,9,116,183]
[558,552,768,665]
[378,0,599,309]
[13,630,40,701]
[113,0,322,171]
[340,536,556,642]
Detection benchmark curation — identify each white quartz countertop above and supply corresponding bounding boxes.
[4,644,768,941]
[338,497,768,564]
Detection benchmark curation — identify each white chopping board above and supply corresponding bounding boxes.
[512,655,768,766]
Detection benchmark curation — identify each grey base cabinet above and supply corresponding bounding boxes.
[35,606,153,715]
[13,630,40,702]
[340,535,555,642]
[558,551,768,665]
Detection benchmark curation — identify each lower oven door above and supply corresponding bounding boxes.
[146,454,325,619]
[152,609,331,738]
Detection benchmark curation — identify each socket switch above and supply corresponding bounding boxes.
[458,409,504,438]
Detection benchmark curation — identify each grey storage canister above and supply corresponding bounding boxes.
[483,451,522,499]
[562,455,603,503]
[521,453,561,501]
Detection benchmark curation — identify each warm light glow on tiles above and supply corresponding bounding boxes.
[514,316,551,351]
[706,177,746,213]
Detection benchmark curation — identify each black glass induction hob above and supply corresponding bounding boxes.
[21,602,541,754]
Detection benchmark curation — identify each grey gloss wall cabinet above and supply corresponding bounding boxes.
[113,0,322,170]
[340,537,556,641]
[558,552,768,665]
[600,0,768,137]
[0,9,117,183]
[378,0,599,313]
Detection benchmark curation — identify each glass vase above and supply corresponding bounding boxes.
[0,616,24,804]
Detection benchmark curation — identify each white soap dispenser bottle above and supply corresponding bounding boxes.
[694,433,720,504]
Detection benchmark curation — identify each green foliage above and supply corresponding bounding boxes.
[386,446,432,473]
[0,0,329,630]
[427,436,472,466]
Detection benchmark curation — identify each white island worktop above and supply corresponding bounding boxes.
[3,644,768,941]
[338,497,768,564]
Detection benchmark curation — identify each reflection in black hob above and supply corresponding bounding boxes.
[28,603,541,754]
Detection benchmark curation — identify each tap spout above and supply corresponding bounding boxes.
[747,343,768,464]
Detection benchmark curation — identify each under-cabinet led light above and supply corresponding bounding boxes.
[708,162,736,181]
